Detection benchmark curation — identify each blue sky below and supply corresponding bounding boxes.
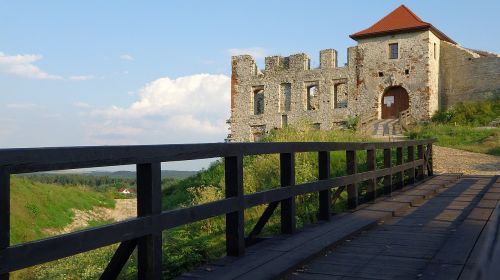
[1,0,498,170]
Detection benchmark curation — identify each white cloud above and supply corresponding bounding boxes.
[6,103,39,109]
[227,47,267,58]
[0,51,96,81]
[120,54,134,61]
[73,102,92,108]
[69,75,95,81]
[0,51,63,80]
[86,73,231,145]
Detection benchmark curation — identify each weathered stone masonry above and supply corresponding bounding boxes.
[228,5,500,142]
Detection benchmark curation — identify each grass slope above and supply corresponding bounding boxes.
[407,100,500,156]
[11,176,115,245]
[10,176,116,280]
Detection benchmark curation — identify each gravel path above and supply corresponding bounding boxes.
[433,146,499,176]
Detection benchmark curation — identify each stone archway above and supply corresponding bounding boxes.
[381,86,409,119]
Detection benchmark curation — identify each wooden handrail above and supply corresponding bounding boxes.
[359,112,378,127]
[0,139,435,279]
[398,109,412,131]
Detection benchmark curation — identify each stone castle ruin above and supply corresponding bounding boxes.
[227,5,500,142]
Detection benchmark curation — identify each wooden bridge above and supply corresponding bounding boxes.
[0,140,498,279]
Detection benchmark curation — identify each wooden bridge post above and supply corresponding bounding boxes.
[426,143,434,176]
[417,145,424,180]
[367,149,376,201]
[318,151,331,221]
[137,162,163,280]
[346,150,358,209]
[0,169,10,280]
[280,153,296,234]
[407,145,415,185]
[383,148,392,195]
[396,147,404,189]
[225,156,245,256]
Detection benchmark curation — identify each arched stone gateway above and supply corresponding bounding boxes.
[381,86,409,119]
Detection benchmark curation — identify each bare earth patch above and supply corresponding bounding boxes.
[45,198,137,235]
[433,146,500,176]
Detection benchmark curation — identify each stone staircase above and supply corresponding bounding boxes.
[369,118,405,139]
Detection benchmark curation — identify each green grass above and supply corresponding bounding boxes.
[408,124,499,156]
[9,176,117,280]
[10,176,115,245]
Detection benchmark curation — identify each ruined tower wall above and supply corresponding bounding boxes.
[439,42,500,108]
[229,50,353,142]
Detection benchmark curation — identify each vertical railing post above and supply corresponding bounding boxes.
[407,145,415,185]
[396,146,404,189]
[280,153,296,234]
[383,148,392,195]
[417,144,424,180]
[137,162,162,280]
[426,143,434,176]
[225,156,245,256]
[367,149,376,201]
[318,151,331,221]
[0,169,10,280]
[346,150,358,209]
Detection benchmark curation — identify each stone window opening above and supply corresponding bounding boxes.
[333,83,348,109]
[253,88,265,115]
[405,69,410,75]
[281,115,288,128]
[378,72,384,77]
[306,85,319,111]
[389,43,398,59]
[433,43,437,60]
[280,83,292,112]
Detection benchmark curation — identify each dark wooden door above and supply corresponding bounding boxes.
[382,87,409,119]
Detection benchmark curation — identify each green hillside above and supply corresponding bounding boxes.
[408,100,500,156]
[11,176,115,245]
[9,176,116,279]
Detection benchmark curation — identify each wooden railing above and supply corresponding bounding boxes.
[359,112,378,128]
[398,109,412,131]
[0,140,434,279]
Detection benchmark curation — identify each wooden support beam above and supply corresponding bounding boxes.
[318,151,331,221]
[407,145,415,185]
[245,201,279,245]
[396,147,404,189]
[280,153,296,234]
[366,149,376,201]
[136,162,162,280]
[225,156,245,256]
[100,239,138,280]
[383,148,392,195]
[346,150,358,209]
[0,169,9,280]
[417,145,424,180]
[331,186,346,211]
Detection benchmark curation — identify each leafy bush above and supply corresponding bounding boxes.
[346,115,360,130]
[431,100,500,126]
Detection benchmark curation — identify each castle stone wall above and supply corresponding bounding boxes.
[439,42,500,108]
[228,30,500,142]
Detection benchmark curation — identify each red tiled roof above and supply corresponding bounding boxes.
[350,5,455,44]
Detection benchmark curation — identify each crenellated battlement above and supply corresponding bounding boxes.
[232,49,342,76]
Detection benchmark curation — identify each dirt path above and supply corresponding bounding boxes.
[433,145,499,176]
[45,198,137,235]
